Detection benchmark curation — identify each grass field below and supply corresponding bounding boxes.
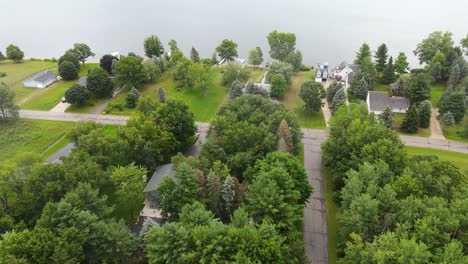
[281,71,326,129]
[248,67,267,83]
[0,119,76,162]
[0,60,58,102]
[406,146,468,175]
[107,68,229,122]
[372,81,389,92]
[430,82,446,106]
[21,64,98,110]
[324,168,338,264]
[443,120,468,143]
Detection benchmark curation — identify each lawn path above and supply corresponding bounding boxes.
[430,107,445,140]
[321,81,332,126]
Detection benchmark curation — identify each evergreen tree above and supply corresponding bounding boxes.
[401,105,419,133]
[299,80,325,112]
[448,63,461,89]
[382,56,396,84]
[418,100,432,128]
[222,175,235,215]
[391,76,407,96]
[441,111,455,127]
[380,105,393,128]
[438,91,465,123]
[331,88,346,112]
[125,87,140,108]
[354,43,372,65]
[327,81,343,102]
[394,52,409,75]
[157,87,166,103]
[229,80,244,99]
[463,114,468,138]
[375,44,388,76]
[190,47,200,63]
[276,119,294,154]
[349,77,369,100]
[211,53,218,65]
[206,171,223,218]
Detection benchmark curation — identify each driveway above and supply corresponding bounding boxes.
[50,102,71,112]
[430,108,445,140]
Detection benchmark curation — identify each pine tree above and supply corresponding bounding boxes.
[448,63,461,89]
[374,44,388,76]
[394,52,409,75]
[382,56,396,84]
[331,88,346,112]
[125,87,140,108]
[206,172,223,218]
[157,87,166,103]
[349,77,368,100]
[418,101,432,128]
[229,80,244,99]
[327,81,343,102]
[401,105,419,133]
[211,52,218,65]
[354,43,372,65]
[441,111,455,127]
[190,47,200,63]
[276,119,294,154]
[222,175,236,215]
[380,105,393,128]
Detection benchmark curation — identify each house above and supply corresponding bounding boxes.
[77,76,87,87]
[23,70,57,88]
[315,68,329,82]
[334,62,361,87]
[139,134,204,223]
[366,91,410,115]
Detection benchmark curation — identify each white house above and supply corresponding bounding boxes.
[23,70,57,88]
[366,91,410,115]
[334,62,361,87]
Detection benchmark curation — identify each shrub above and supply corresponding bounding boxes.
[106,100,125,113]
[299,65,311,71]
[125,87,140,108]
[440,111,455,127]
[59,61,79,80]
[270,74,288,98]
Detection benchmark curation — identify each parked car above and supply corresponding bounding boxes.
[61,96,66,103]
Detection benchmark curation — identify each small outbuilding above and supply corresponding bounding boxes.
[366,91,410,115]
[23,70,57,88]
[77,76,87,87]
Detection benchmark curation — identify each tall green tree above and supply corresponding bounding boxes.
[190,47,200,63]
[428,50,449,82]
[270,74,288,98]
[248,47,263,67]
[380,105,393,128]
[168,39,179,54]
[65,84,90,105]
[229,80,244,99]
[349,77,369,100]
[215,39,238,62]
[401,105,419,133]
[125,87,140,108]
[299,80,325,112]
[266,61,293,84]
[406,73,431,103]
[448,63,461,89]
[58,49,81,69]
[276,120,294,154]
[110,164,147,220]
[0,83,19,119]
[382,56,396,84]
[6,44,24,63]
[414,31,454,64]
[331,88,347,111]
[155,99,197,144]
[58,61,79,80]
[285,50,303,71]
[72,43,94,66]
[418,100,432,128]
[144,35,165,58]
[267,30,296,62]
[354,43,372,65]
[375,43,388,76]
[327,81,343,102]
[114,56,148,88]
[189,63,210,95]
[222,64,250,86]
[438,91,465,123]
[462,34,468,55]
[86,67,113,97]
[394,52,409,75]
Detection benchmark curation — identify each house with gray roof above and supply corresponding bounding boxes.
[23,70,57,88]
[333,62,361,87]
[366,91,410,115]
[77,76,87,87]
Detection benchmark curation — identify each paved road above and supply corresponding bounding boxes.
[91,86,126,114]
[46,142,75,163]
[302,129,328,264]
[19,110,129,125]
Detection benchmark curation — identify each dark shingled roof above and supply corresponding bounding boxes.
[367,91,410,112]
[144,163,176,192]
[26,70,56,83]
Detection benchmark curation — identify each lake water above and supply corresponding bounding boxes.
[1,0,467,67]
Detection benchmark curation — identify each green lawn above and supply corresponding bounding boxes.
[443,118,468,143]
[0,60,58,103]
[372,81,389,92]
[393,113,431,137]
[430,82,446,106]
[106,68,229,122]
[0,119,76,162]
[281,71,326,129]
[21,64,98,110]
[406,146,468,175]
[248,67,267,83]
[324,168,338,264]
[66,96,108,113]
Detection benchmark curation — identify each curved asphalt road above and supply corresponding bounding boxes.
[18,110,468,264]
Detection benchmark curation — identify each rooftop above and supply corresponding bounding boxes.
[367,91,410,112]
[25,70,56,83]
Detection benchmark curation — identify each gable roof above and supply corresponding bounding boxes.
[78,76,87,87]
[367,91,410,112]
[25,70,56,83]
[144,163,176,192]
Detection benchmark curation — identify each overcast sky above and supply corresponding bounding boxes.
[1,0,467,66]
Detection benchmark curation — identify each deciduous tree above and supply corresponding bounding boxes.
[155,99,197,144]
[86,67,113,97]
[414,31,454,64]
[100,54,117,75]
[285,50,303,71]
[125,87,140,108]
[6,44,24,63]
[266,61,293,84]
[58,61,79,80]
[327,81,343,102]
[65,84,90,104]
[222,64,250,86]
[248,47,263,66]
[299,80,325,112]
[114,56,148,88]
[72,43,94,66]
[216,39,238,62]
[267,30,296,62]
[144,35,164,58]
[394,52,409,75]
[438,91,465,122]
[270,74,287,98]
[0,83,19,119]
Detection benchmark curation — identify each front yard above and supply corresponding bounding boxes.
[281,71,326,129]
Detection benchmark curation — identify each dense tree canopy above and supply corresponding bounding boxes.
[58,61,79,80]
[215,39,238,62]
[248,47,263,66]
[374,43,388,76]
[406,73,431,103]
[144,35,165,58]
[354,43,372,65]
[299,80,325,112]
[222,64,250,86]
[72,43,94,65]
[394,52,409,75]
[414,31,455,64]
[5,44,24,63]
[114,56,148,88]
[86,67,113,97]
[270,74,287,98]
[99,54,117,75]
[267,30,296,62]
[65,84,89,104]
[266,61,293,84]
